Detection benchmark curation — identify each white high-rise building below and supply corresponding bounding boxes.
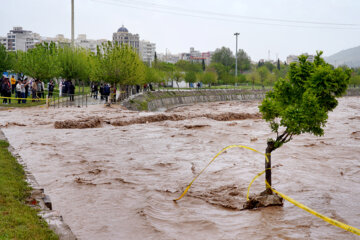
[287,53,314,64]
[75,34,107,54]
[139,40,156,65]
[112,25,139,52]
[0,36,7,49]
[6,27,40,51]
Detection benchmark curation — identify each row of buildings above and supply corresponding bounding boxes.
[2,26,311,66]
[0,26,157,65]
[0,26,214,66]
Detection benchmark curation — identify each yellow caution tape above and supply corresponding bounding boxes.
[175,144,360,236]
[248,170,360,236]
[0,96,47,101]
[174,145,268,201]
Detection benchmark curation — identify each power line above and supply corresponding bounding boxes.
[95,0,360,28]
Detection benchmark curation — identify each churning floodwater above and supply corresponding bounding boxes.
[0,97,359,239]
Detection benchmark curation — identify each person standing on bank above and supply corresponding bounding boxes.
[2,78,11,104]
[16,80,21,103]
[32,80,38,101]
[69,81,75,101]
[48,80,55,98]
[10,75,16,94]
[104,83,110,103]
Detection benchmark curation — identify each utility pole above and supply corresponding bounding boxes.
[234,32,240,84]
[71,0,74,46]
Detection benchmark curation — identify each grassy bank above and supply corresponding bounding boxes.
[0,140,58,240]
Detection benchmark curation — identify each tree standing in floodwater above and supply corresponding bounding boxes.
[259,51,351,194]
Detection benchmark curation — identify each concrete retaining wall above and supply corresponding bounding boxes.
[124,88,360,112]
[147,91,266,111]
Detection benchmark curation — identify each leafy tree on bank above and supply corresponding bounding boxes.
[0,44,13,74]
[257,66,270,88]
[258,51,351,193]
[144,66,163,90]
[184,71,197,87]
[211,47,235,67]
[95,42,145,96]
[14,42,60,83]
[175,60,202,73]
[58,45,92,92]
[198,71,218,88]
[172,70,184,90]
[236,49,251,73]
[349,72,360,87]
[209,62,230,83]
[154,62,175,87]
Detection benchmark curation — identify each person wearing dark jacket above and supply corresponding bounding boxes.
[48,80,55,98]
[2,78,11,104]
[93,84,98,99]
[69,81,75,101]
[100,84,104,100]
[104,84,110,102]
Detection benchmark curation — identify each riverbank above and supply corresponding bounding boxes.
[123,88,360,111]
[0,139,58,240]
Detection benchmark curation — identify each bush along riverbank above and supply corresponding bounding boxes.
[0,140,58,240]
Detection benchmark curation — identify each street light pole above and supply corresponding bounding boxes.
[234,32,240,81]
[234,33,240,87]
[71,0,74,46]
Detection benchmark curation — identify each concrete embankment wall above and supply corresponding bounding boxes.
[124,88,360,112]
[147,90,266,111]
[124,89,267,111]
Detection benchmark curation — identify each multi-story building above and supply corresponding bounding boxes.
[6,27,40,51]
[139,40,156,66]
[75,34,107,54]
[180,47,213,65]
[287,53,314,64]
[112,25,139,52]
[158,52,180,64]
[0,37,7,49]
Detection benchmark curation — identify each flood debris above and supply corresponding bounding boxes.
[111,112,261,127]
[243,190,284,209]
[54,117,102,129]
[184,124,210,129]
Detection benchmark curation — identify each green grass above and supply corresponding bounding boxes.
[0,140,58,240]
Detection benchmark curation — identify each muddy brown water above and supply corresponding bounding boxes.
[0,98,359,239]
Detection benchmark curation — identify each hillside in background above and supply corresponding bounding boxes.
[325,45,360,68]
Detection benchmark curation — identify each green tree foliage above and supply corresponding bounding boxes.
[154,61,175,73]
[58,46,91,84]
[95,42,145,86]
[184,71,197,85]
[175,60,202,73]
[211,47,235,67]
[258,51,351,191]
[145,66,160,84]
[14,42,60,82]
[172,70,184,90]
[198,71,218,87]
[0,44,12,73]
[349,72,360,87]
[247,71,260,89]
[236,49,251,72]
[257,66,269,88]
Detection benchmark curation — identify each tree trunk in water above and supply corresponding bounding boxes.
[265,140,275,193]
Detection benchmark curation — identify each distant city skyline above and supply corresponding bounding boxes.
[1,0,360,61]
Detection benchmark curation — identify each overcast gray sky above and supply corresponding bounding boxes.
[1,0,360,61]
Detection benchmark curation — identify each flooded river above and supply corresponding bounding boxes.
[0,97,359,239]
